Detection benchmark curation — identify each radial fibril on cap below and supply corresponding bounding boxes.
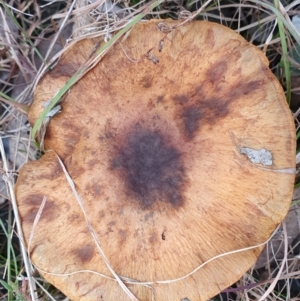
[15,19,295,301]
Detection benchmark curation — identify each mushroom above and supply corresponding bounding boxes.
[15,19,295,301]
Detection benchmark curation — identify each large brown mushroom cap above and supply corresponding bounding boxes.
[16,19,295,300]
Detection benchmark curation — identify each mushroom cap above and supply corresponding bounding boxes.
[16,19,295,301]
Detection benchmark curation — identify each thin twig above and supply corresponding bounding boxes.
[54,151,139,301]
[257,221,288,301]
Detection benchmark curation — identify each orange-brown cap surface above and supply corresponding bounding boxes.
[16,19,296,301]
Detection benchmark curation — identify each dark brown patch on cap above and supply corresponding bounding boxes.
[57,121,82,156]
[144,212,154,222]
[205,27,215,48]
[174,94,230,141]
[140,74,153,88]
[173,94,189,105]
[86,182,102,198]
[207,61,228,83]
[22,194,57,224]
[147,99,156,109]
[67,213,80,222]
[118,229,127,244]
[156,95,164,103]
[149,231,158,244]
[104,118,117,140]
[107,221,116,228]
[98,210,105,218]
[83,130,90,139]
[39,159,62,180]
[110,127,188,209]
[23,193,47,206]
[173,71,263,141]
[75,244,95,263]
[69,165,84,179]
[87,158,100,169]
[64,156,84,179]
[107,221,116,233]
[230,80,262,98]
[232,67,242,77]
[49,56,81,78]
[180,105,202,140]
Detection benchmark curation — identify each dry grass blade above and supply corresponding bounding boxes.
[53,151,140,301]
[257,221,288,301]
[35,0,77,79]
[0,93,29,115]
[0,138,37,301]
[31,0,163,144]
[27,196,47,258]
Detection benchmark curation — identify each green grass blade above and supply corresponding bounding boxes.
[0,92,30,114]
[31,0,162,141]
[0,280,13,291]
[0,219,19,275]
[274,0,291,105]
[249,0,300,45]
[0,219,12,301]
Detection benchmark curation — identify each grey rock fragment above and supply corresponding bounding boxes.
[240,147,273,166]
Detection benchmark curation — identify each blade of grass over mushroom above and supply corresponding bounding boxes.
[24,225,277,286]
[53,152,140,301]
[138,227,280,286]
[27,196,47,258]
[275,0,291,105]
[31,0,162,142]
